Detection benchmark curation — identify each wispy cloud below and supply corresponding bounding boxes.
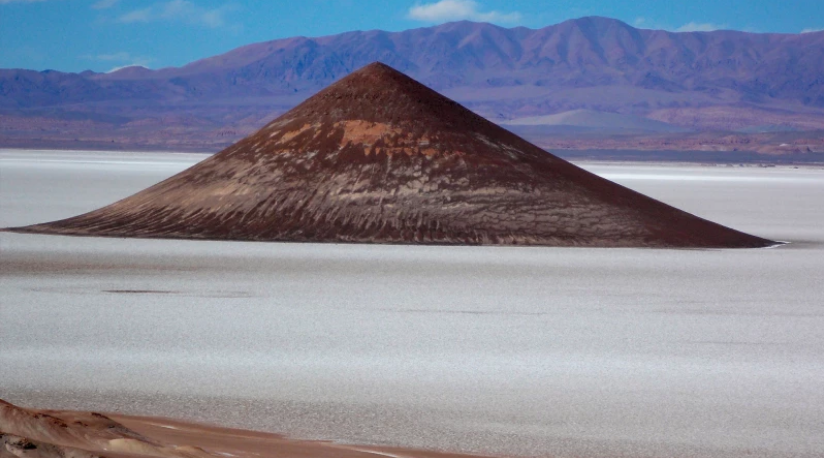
[81,51,152,69]
[92,0,119,9]
[0,0,47,4]
[407,0,521,24]
[105,64,149,73]
[117,0,234,28]
[675,22,727,32]
[118,7,152,22]
[633,18,749,33]
[801,27,823,34]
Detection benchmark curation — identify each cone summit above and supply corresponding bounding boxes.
[9,62,773,248]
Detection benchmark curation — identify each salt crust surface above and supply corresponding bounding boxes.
[1,150,823,458]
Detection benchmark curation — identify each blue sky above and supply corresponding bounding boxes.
[1,0,822,73]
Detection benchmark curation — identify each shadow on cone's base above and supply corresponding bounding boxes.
[7,62,773,248]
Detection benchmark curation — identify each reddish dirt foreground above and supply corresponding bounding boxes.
[0,399,497,458]
[8,62,773,248]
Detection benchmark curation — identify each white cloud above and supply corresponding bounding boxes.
[408,0,521,24]
[801,27,823,34]
[81,51,152,68]
[675,22,727,32]
[0,0,47,4]
[117,0,233,28]
[106,64,149,73]
[118,7,152,22]
[92,0,119,9]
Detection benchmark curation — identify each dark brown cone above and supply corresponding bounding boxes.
[8,62,774,248]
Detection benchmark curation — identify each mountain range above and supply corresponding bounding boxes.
[2,16,823,159]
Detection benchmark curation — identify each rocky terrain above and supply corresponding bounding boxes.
[0,399,477,458]
[1,17,823,159]
[7,63,772,248]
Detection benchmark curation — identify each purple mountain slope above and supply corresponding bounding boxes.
[2,17,824,153]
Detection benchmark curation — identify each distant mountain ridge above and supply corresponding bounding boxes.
[2,17,824,154]
[501,109,689,133]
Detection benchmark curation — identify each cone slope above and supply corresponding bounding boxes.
[10,63,773,248]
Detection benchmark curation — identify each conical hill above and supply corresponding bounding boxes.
[9,63,773,248]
